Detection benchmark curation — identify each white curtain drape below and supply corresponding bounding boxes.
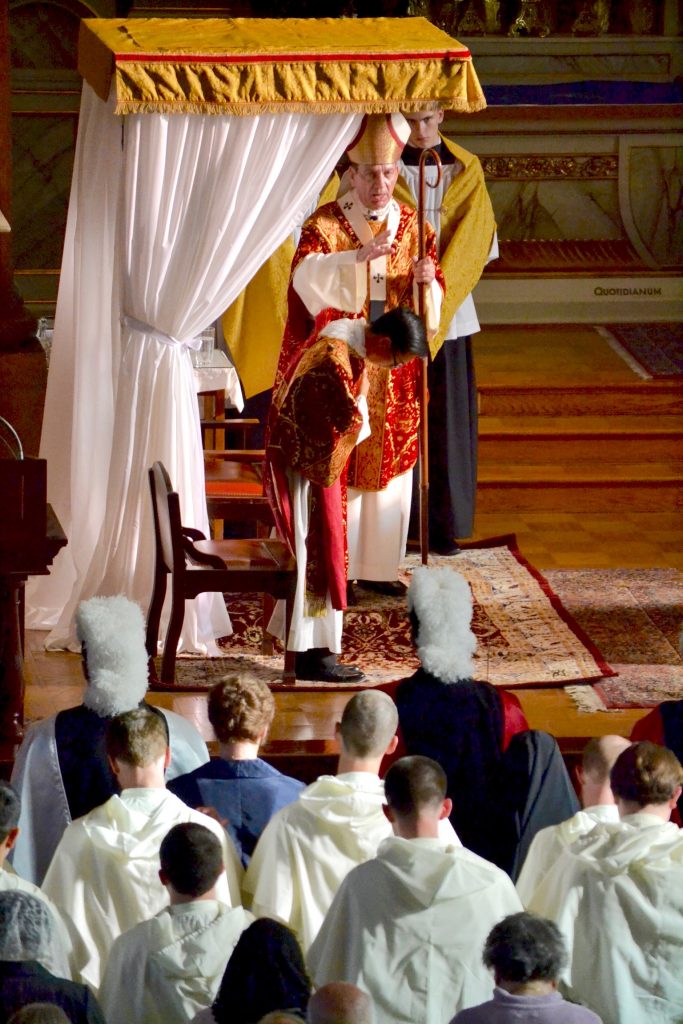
[27,82,360,651]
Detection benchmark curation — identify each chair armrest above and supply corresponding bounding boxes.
[182,526,206,541]
[182,535,227,570]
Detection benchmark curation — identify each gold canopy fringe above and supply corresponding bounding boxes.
[114,97,488,117]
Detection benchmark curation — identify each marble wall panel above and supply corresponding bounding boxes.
[625,145,683,267]
[474,49,673,80]
[11,113,77,270]
[490,179,622,240]
[10,1,81,69]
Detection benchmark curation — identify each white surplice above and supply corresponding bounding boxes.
[41,788,242,991]
[516,804,619,907]
[528,812,683,1024]
[308,835,522,1024]
[9,707,209,886]
[99,899,253,1024]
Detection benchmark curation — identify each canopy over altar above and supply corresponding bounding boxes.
[28,17,485,654]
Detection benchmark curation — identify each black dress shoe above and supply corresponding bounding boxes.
[295,649,365,683]
[346,581,358,607]
[296,660,365,683]
[430,540,461,556]
[356,579,408,597]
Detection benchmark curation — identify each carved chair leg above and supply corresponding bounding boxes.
[146,569,167,685]
[161,598,184,685]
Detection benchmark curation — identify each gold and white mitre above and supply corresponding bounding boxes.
[346,112,411,165]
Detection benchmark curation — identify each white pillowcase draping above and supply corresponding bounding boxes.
[27,82,360,653]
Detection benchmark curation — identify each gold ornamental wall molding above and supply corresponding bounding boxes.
[481,154,619,179]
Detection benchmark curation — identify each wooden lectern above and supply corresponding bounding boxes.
[0,458,66,741]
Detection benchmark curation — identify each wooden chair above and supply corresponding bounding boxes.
[146,461,296,686]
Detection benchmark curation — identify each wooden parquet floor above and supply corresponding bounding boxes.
[15,324,683,777]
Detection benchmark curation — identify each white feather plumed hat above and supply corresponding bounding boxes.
[76,595,149,717]
[407,566,477,683]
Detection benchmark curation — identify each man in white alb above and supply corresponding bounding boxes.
[243,690,399,952]
[528,741,683,1023]
[308,755,522,1024]
[516,734,630,905]
[99,823,252,1024]
[42,707,242,991]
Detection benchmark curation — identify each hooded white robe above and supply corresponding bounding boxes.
[9,707,209,885]
[528,812,683,1024]
[99,899,253,1024]
[516,804,620,906]
[308,835,522,1024]
[41,788,242,991]
[243,771,458,953]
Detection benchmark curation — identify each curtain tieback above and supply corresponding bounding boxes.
[121,314,199,350]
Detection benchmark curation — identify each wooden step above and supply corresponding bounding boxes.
[479,383,683,418]
[479,416,683,464]
[477,463,682,512]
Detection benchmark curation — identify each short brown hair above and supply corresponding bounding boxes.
[106,707,168,767]
[384,756,446,817]
[208,675,275,744]
[610,741,683,806]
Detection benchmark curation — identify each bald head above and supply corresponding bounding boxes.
[338,691,398,760]
[578,735,631,807]
[307,983,373,1024]
[582,736,631,782]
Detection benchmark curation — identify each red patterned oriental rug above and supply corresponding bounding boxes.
[167,536,614,692]
[544,568,683,711]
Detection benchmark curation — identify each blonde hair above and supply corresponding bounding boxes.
[106,707,168,767]
[339,690,398,758]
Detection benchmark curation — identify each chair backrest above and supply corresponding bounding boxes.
[149,461,185,574]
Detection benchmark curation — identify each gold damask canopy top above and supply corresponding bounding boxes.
[78,17,486,116]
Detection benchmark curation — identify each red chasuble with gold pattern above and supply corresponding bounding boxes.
[276,199,443,494]
[268,333,365,614]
